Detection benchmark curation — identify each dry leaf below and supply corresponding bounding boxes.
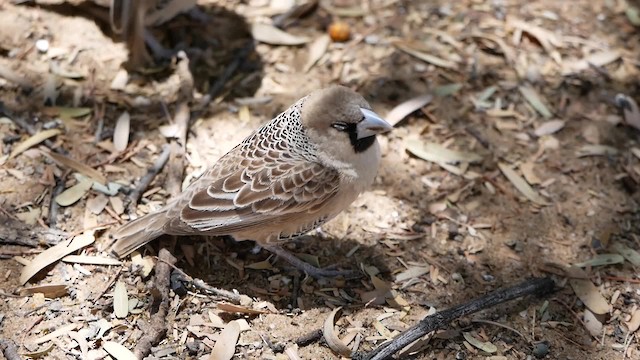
[406,139,482,164]
[534,120,565,137]
[208,320,241,360]
[626,308,640,333]
[562,51,621,75]
[583,309,603,337]
[395,266,429,283]
[323,307,351,357]
[20,284,68,298]
[251,23,310,45]
[32,323,79,344]
[103,341,137,360]
[569,275,610,315]
[9,129,61,159]
[463,332,497,353]
[498,163,548,206]
[41,106,91,120]
[610,243,640,266]
[113,280,128,318]
[304,35,330,72]
[386,94,433,126]
[113,112,130,152]
[217,303,269,315]
[574,254,624,267]
[86,195,109,214]
[44,150,107,185]
[20,231,95,284]
[519,86,552,119]
[393,40,457,69]
[55,176,93,206]
[575,145,618,157]
[520,162,541,185]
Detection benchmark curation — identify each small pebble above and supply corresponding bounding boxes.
[35,39,49,53]
[532,341,550,358]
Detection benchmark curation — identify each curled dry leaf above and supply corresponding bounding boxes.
[520,162,541,185]
[498,162,548,206]
[9,129,61,159]
[323,307,352,357]
[569,273,610,315]
[86,194,109,215]
[55,175,93,207]
[103,341,137,360]
[463,332,497,353]
[113,112,130,152]
[208,320,241,360]
[251,23,310,45]
[304,35,330,72]
[386,94,433,126]
[20,231,95,284]
[533,120,565,137]
[113,280,128,319]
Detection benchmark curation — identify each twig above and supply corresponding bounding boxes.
[295,329,323,347]
[198,40,255,110]
[0,339,21,360]
[134,249,176,358]
[166,52,192,199]
[126,144,171,214]
[0,105,67,155]
[357,277,555,360]
[154,256,245,304]
[48,172,67,228]
[91,268,122,301]
[0,215,67,247]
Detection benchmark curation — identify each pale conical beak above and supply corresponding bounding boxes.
[357,108,393,140]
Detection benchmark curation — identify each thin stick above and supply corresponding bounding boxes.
[154,256,244,304]
[358,277,555,360]
[126,144,171,214]
[134,249,176,358]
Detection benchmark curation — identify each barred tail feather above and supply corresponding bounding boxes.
[110,211,167,258]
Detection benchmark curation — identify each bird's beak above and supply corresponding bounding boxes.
[357,108,393,139]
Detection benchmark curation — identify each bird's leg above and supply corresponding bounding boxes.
[143,28,174,61]
[186,7,210,23]
[262,244,361,279]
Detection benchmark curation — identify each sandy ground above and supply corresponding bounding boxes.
[1,0,640,359]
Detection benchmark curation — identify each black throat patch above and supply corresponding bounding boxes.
[345,123,376,153]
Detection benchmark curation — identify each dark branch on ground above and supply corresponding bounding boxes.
[0,215,67,247]
[356,277,556,360]
[126,143,171,214]
[133,248,177,358]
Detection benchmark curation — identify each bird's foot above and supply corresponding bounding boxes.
[262,244,361,279]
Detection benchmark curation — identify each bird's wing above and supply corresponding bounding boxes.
[162,128,342,236]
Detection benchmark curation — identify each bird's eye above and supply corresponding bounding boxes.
[331,122,348,131]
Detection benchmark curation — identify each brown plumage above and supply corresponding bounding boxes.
[111,85,392,276]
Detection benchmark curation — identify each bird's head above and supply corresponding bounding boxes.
[301,85,392,162]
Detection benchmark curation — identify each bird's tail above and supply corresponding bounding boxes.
[110,210,167,258]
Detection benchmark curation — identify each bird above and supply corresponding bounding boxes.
[109,0,200,68]
[111,85,393,277]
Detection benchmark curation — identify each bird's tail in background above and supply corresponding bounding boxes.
[110,210,167,258]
